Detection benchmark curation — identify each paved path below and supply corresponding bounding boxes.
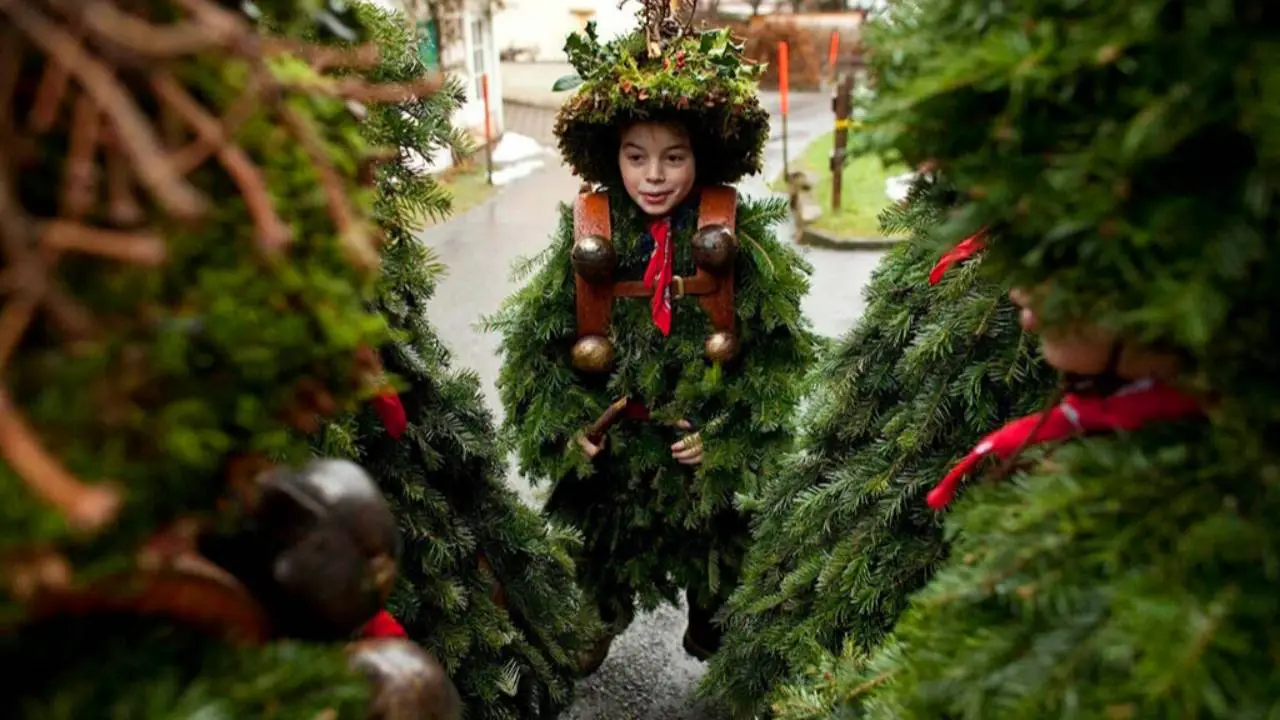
[421,95,884,718]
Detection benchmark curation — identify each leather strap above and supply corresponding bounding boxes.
[573,187,738,341]
[573,191,614,339]
[699,185,737,232]
[615,273,717,298]
[695,186,737,334]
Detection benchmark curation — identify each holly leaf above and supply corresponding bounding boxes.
[552,74,584,92]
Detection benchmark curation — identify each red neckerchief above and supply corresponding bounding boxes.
[643,217,675,335]
[928,231,988,286]
[360,609,407,638]
[371,391,407,440]
[926,379,1203,509]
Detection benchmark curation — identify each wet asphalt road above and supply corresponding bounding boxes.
[420,91,886,718]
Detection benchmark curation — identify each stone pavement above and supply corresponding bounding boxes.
[420,94,885,718]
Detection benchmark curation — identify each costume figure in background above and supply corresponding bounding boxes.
[489,0,817,671]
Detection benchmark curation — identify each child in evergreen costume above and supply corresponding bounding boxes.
[769,0,1280,715]
[491,0,816,672]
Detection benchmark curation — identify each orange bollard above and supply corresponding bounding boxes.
[779,40,790,175]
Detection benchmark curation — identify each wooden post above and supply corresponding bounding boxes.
[481,73,494,186]
[829,73,853,212]
[779,40,790,177]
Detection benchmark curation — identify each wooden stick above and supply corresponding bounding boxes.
[0,0,206,219]
[42,221,166,265]
[0,387,123,534]
[585,396,631,441]
[152,73,290,254]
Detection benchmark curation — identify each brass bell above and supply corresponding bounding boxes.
[705,331,740,364]
[571,235,617,284]
[348,638,462,720]
[691,224,737,274]
[571,335,615,372]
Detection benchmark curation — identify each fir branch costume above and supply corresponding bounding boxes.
[1,1,456,716]
[703,179,1054,718]
[490,2,817,665]
[774,0,1280,717]
[310,5,594,716]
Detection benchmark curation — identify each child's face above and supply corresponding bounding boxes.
[618,121,696,217]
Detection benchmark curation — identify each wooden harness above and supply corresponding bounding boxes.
[569,186,740,372]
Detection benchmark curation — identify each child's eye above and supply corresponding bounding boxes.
[666,154,687,164]
[626,154,644,163]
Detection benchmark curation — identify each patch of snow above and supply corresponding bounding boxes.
[491,132,546,164]
[885,171,916,203]
[492,158,545,186]
[403,145,455,176]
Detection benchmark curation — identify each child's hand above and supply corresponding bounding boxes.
[574,433,606,459]
[670,419,703,466]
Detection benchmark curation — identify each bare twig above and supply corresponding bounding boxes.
[0,387,123,533]
[172,0,254,42]
[61,94,102,218]
[153,73,290,254]
[42,221,167,265]
[0,144,96,343]
[169,70,264,173]
[279,105,379,272]
[0,0,207,219]
[0,25,24,134]
[0,292,38,369]
[291,76,448,105]
[105,141,145,226]
[51,0,236,57]
[262,38,382,71]
[27,54,72,134]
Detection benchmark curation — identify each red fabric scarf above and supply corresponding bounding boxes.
[643,217,675,335]
[926,379,1203,510]
[360,609,407,639]
[371,391,407,440]
[928,231,988,286]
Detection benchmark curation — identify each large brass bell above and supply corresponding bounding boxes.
[571,235,617,284]
[705,331,740,364]
[691,224,737,274]
[571,335,615,372]
[349,638,462,720]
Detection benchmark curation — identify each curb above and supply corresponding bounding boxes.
[503,96,565,111]
[797,228,902,251]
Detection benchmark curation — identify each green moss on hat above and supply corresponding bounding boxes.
[552,22,770,187]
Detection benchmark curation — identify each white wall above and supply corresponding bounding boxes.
[358,0,504,166]
[493,0,635,62]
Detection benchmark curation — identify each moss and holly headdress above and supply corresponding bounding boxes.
[552,0,770,187]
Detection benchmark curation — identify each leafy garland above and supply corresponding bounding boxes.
[552,21,770,186]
